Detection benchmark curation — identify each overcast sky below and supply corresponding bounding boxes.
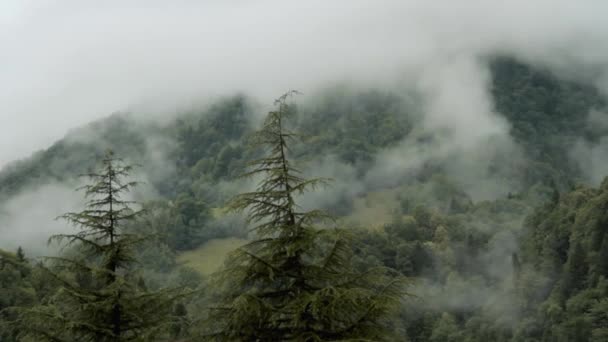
[2,0,608,167]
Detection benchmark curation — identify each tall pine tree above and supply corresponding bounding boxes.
[203,91,408,341]
[11,150,182,341]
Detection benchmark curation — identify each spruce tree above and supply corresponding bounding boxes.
[15,247,25,262]
[204,92,408,341]
[11,150,181,341]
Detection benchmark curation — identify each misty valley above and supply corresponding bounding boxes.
[1,56,608,341]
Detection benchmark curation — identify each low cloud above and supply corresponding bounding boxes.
[3,0,608,169]
[0,182,83,255]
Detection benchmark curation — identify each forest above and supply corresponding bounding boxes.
[1,57,608,341]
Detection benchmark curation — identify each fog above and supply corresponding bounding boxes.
[0,182,83,253]
[2,0,608,168]
[3,3,608,337]
[2,0,608,254]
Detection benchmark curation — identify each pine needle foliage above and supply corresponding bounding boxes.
[11,150,182,342]
[204,92,409,341]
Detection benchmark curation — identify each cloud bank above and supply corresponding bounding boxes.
[2,0,608,167]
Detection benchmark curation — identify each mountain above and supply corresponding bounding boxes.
[1,57,608,341]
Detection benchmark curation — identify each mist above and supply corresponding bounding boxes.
[2,0,608,169]
[0,182,83,254]
[3,3,608,339]
[1,0,607,273]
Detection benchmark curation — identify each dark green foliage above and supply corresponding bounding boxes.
[562,242,589,297]
[491,57,608,187]
[176,96,250,172]
[429,313,461,342]
[0,114,155,201]
[0,57,608,341]
[598,235,608,278]
[9,151,182,341]
[204,92,408,341]
[172,194,211,249]
[15,247,25,262]
[297,87,416,167]
[506,181,608,340]
[170,302,190,339]
[0,249,38,342]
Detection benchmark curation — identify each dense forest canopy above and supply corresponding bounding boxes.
[1,57,608,341]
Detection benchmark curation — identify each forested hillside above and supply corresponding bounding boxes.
[1,57,608,341]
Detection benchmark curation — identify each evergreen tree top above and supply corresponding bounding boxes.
[205,92,409,341]
[9,150,183,342]
[228,90,332,237]
[50,150,145,269]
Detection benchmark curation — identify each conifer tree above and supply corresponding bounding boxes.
[204,92,408,341]
[0,248,36,342]
[11,150,181,341]
[16,247,25,262]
